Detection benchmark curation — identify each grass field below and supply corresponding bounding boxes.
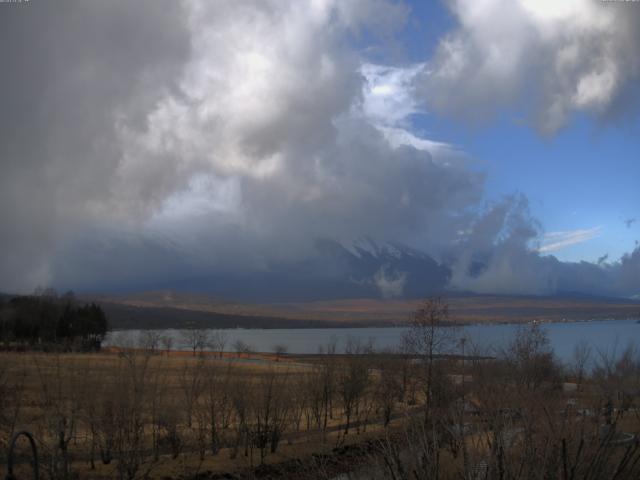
[3,333,640,480]
[0,348,421,479]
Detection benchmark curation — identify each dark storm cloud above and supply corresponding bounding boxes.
[1,0,479,295]
[0,0,191,290]
[0,0,638,299]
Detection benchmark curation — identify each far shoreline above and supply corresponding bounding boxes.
[106,315,640,332]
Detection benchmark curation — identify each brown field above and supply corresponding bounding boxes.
[94,291,640,329]
[0,348,422,480]
[3,319,640,480]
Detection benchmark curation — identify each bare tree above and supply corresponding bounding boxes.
[304,368,326,432]
[160,335,173,355]
[313,335,339,432]
[402,297,458,425]
[147,358,168,462]
[593,340,640,413]
[374,355,401,427]
[250,368,292,463]
[338,339,371,435]
[156,409,182,460]
[272,343,288,361]
[317,335,338,356]
[181,328,210,356]
[178,358,204,428]
[202,362,233,455]
[112,350,153,480]
[289,373,309,433]
[138,330,162,354]
[229,374,250,460]
[571,339,593,387]
[0,359,26,455]
[502,323,560,392]
[210,330,228,358]
[233,339,252,358]
[33,354,85,480]
[79,361,104,470]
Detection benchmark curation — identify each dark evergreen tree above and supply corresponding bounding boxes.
[0,293,109,350]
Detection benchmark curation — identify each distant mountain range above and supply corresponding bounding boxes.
[158,237,451,301]
[50,232,639,309]
[55,233,452,301]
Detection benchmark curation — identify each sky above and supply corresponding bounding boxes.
[0,0,639,300]
[383,0,640,263]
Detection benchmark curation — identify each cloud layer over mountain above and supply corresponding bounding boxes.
[0,0,638,300]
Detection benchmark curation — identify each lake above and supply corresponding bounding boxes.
[105,318,640,364]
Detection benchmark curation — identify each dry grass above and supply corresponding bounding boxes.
[4,346,640,480]
[0,350,412,479]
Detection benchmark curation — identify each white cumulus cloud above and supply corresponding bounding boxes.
[416,0,640,133]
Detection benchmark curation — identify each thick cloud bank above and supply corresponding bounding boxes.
[0,0,191,291]
[0,0,638,299]
[418,0,640,133]
[449,197,640,297]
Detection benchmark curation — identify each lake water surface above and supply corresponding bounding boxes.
[106,318,640,363]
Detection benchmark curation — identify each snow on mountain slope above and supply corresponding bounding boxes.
[53,228,450,301]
